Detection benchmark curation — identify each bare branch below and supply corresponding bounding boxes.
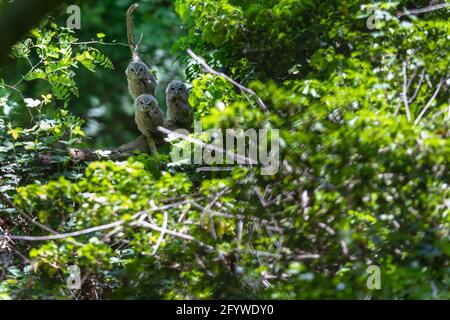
[7,217,135,241]
[402,61,412,122]
[36,134,154,166]
[0,193,57,234]
[431,99,450,121]
[414,77,444,125]
[158,126,256,165]
[152,210,168,255]
[406,68,418,90]
[187,48,268,113]
[194,253,215,277]
[0,228,31,264]
[317,222,336,236]
[136,220,215,251]
[201,187,229,219]
[4,199,197,242]
[296,253,321,260]
[254,187,268,208]
[126,3,141,62]
[397,3,450,17]
[408,69,426,104]
[191,201,284,233]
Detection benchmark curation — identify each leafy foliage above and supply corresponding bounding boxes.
[1,0,449,300]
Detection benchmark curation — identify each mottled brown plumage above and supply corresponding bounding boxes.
[134,94,164,153]
[126,61,157,99]
[165,80,192,131]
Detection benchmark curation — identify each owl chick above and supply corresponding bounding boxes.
[126,60,157,99]
[165,80,192,131]
[134,94,164,154]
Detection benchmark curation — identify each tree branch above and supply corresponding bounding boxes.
[3,199,197,242]
[157,126,256,165]
[397,3,450,17]
[402,61,412,122]
[126,3,141,62]
[151,210,168,255]
[187,48,268,113]
[0,193,57,234]
[414,77,445,125]
[408,69,426,104]
[35,134,152,166]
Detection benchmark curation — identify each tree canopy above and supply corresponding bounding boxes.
[0,0,449,299]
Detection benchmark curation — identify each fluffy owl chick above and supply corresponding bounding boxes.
[126,61,157,99]
[165,80,192,131]
[134,94,164,154]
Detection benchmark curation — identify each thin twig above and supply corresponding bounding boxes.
[0,228,31,264]
[191,201,283,233]
[296,253,321,260]
[0,193,57,234]
[0,82,34,124]
[201,187,229,219]
[136,220,215,250]
[414,77,444,125]
[406,68,417,90]
[187,48,268,113]
[13,57,44,88]
[152,210,168,255]
[317,222,336,236]
[240,248,281,259]
[408,69,426,103]
[158,126,257,165]
[402,61,412,122]
[237,219,243,244]
[9,241,32,263]
[0,82,25,98]
[101,225,124,242]
[194,253,215,277]
[431,98,450,121]
[208,218,218,240]
[72,40,130,48]
[202,188,229,240]
[254,186,268,208]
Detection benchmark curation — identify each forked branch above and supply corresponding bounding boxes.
[126,3,142,61]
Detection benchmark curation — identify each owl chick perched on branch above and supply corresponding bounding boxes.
[125,4,157,99]
[134,94,164,154]
[165,80,192,131]
[126,61,157,99]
